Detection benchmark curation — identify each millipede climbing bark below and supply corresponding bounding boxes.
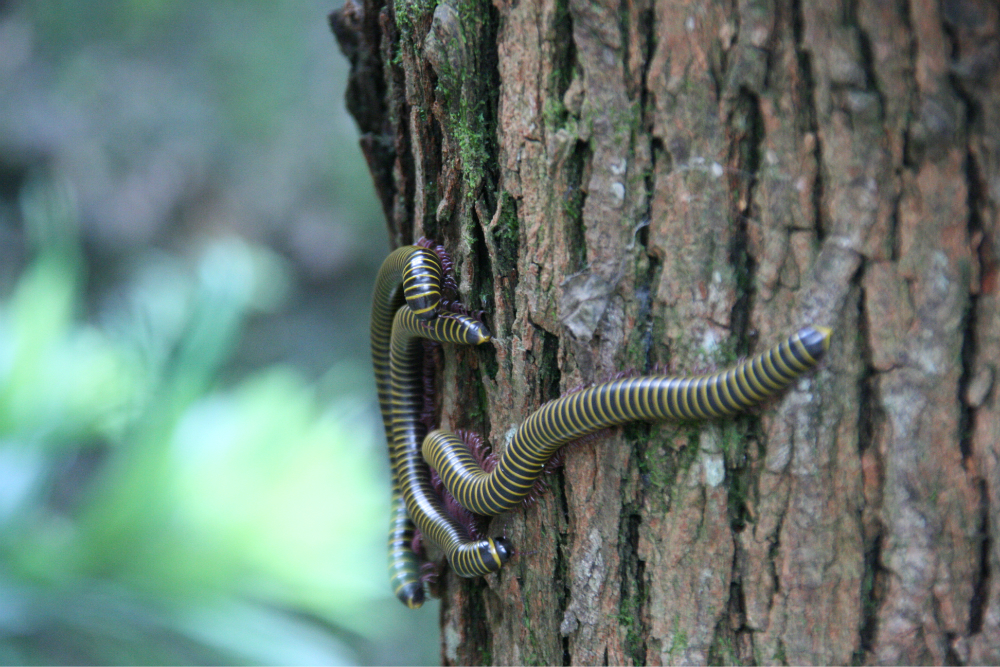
[332,0,1000,663]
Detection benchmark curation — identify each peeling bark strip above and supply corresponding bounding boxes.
[332,0,1000,663]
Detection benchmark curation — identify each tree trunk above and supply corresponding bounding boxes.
[331,0,1000,663]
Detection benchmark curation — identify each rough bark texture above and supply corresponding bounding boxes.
[332,0,1000,663]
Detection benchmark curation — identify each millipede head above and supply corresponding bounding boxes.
[799,326,832,360]
[492,537,513,565]
[466,319,491,345]
[397,582,425,609]
[440,313,491,345]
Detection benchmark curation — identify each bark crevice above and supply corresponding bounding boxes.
[945,9,992,646]
[856,274,885,663]
[970,479,990,635]
[789,0,823,241]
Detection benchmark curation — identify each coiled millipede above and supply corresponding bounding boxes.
[370,245,446,608]
[421,326,832,563]
[389,306,513,578]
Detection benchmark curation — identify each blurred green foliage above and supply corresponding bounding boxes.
[0,1,443,663]
[0,180,430,665]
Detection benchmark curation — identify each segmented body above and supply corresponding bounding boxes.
[370,245,444,608]
[390,306,512,578]
[423,326,832,517]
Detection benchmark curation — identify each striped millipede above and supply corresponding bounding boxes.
[372,247,832,590]
[370,245,446,608]
[390,305,513,578]
[422,326,832,534]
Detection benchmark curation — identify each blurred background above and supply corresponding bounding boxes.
[0,0,440,664]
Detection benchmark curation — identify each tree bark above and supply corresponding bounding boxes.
[332,0,1000,663]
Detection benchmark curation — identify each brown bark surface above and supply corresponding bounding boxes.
[332,0,1000,663]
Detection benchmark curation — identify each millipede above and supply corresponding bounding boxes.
[423,326,832,520]
[389,305,513,578]
[370,243,833,599]
[369,243,448,608]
